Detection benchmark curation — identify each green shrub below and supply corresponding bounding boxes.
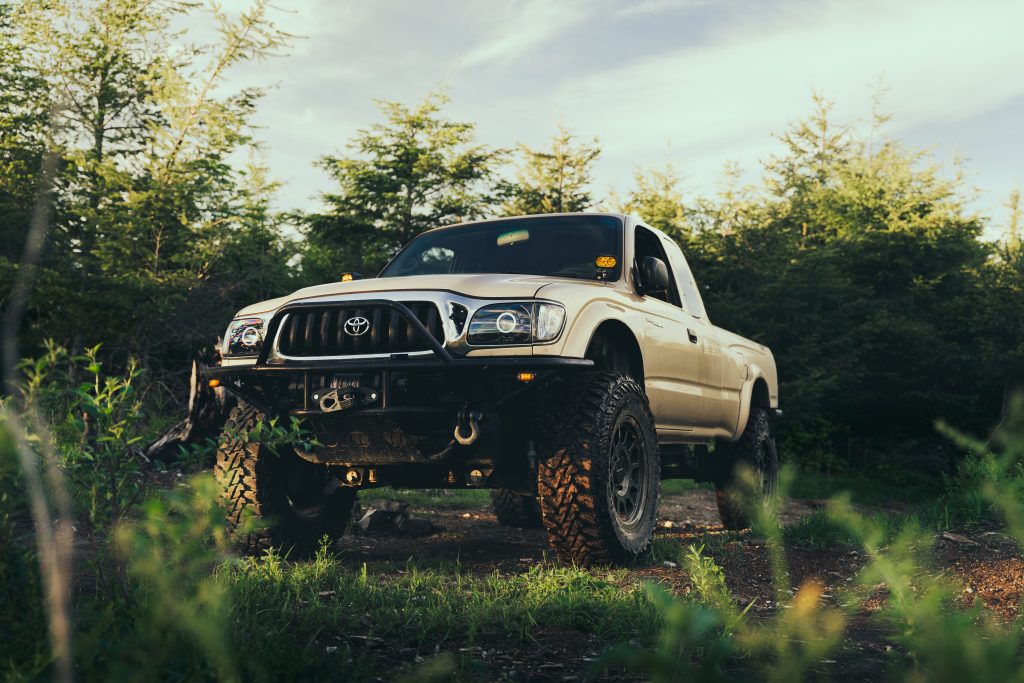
[0,424,50,679]
[16,342,146,530]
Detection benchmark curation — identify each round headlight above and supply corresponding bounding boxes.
[467,302,566,346]
[468,303,533,345]
[223,316,270,357]
[496,312,518,334]
[240,326,262,348]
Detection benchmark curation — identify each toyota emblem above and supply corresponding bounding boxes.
[344,316,371,336]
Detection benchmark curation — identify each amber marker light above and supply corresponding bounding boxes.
[208,379,221,388]
[595,255,617,268]
[516,371,537,383]
[341,273,354,282]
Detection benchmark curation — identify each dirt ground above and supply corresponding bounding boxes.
[334,488,1024,682]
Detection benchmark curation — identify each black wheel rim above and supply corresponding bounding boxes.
[607,416,647,527]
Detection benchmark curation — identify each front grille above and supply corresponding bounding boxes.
[277,303,445,357]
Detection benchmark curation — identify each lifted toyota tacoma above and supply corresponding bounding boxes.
[211,213,779,565]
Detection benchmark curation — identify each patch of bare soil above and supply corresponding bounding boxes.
[935,530,1024,619]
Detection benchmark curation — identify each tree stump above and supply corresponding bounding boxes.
[145,349,235,461]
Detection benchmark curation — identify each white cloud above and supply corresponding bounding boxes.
[212,0,1022,231]
[613,0,713,17]
[548,0,1024,187]
[458,0,593,67]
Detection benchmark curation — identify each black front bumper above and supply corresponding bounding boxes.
[206,299,593,478]
[208,354,594,378]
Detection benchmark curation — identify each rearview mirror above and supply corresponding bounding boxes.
[637,256,669,296]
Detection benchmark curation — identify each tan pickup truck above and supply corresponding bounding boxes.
[210,213,779,565]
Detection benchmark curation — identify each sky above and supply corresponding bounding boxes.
[218,0,1024,239]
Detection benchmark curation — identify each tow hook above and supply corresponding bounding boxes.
[454,409,482,446]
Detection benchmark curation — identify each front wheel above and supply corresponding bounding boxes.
[715,407,779,530]
[215,404,357,555]
[537,371,660,566]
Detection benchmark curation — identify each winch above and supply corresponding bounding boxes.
[310,385,379,413]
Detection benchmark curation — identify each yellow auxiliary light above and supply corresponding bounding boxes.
[595,255,617,268]
[208,378,221,388]
[341,273,354,282]
[516,371,537,383]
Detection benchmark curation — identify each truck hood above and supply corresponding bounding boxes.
[235,274,579,316]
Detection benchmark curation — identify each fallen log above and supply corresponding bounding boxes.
[145,350,235,461]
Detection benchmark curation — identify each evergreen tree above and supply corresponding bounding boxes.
[1006,189,1021,253]
[503,125,600,215]
[615,164,690,240]
[1,0,295,372]
[305,91,505,280]
[688,96,1005,461]
[0,3,49,266]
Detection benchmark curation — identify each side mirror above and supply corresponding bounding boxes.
[637,256,669,296]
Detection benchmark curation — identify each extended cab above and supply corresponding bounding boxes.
[211,213,779,565]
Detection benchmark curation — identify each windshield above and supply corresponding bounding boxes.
[379,215,623,281]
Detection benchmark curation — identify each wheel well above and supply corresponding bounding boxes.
[751,378,770,409]
[585,320,644,382]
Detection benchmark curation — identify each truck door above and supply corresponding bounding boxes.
[633,226,704,431]
[660,236,734,430]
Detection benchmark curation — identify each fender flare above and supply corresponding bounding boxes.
[732,365,772,440]
[557,300,646,360]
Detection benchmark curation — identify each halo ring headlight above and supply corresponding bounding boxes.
[240,326,262,347]
[496,312,518,334]
[467,302,565,346]
[223,314,272,357]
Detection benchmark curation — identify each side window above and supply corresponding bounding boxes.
[633,227,681,307]
[661,237,707,319]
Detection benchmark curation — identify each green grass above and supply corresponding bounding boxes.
[358,487,491,510]
[221,550,663,681]
[790,467,946,507]
[782,509,863,549]
[357,479,711,512]
[661,478,715,495]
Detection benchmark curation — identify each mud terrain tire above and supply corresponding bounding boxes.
[215,404,356,555]
[491,489,543,528]
[537,371,660,566]
[715,407,778,530]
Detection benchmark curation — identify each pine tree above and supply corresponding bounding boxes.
[1007,188,1022,253]
[306,90,505,278]
[3,0,294,369]
[503,125,600,215]
[615,164,689,240]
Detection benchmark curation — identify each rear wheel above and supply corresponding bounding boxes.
[491,489,543,528]
[715,407,778,530]
[215,404,356,555]
[536,371,660,566]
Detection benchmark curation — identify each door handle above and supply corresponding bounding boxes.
[687,328,698,344]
